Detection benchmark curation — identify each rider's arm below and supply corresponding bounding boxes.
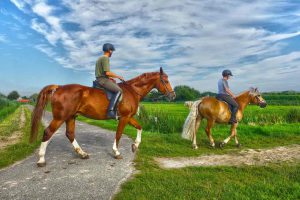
[105,71,124,80]
[225,87,235,98]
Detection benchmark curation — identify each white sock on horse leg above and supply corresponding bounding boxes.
[235,136,239,144]
[72,139,86,155]
[113,139,120,156]
[135,129,142,147]
[224,136,231,144]
[38,141,49,164]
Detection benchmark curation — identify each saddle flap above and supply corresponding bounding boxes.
[92,80,113,100]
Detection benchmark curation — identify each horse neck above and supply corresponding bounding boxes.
[235,91,251,112]
[127,75,158,100]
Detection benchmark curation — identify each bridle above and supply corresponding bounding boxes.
[159,74,175,100]
[120,74,175,100]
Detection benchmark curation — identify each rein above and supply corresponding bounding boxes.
[120,74,175,100]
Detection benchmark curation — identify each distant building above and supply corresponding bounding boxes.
[17,98,30,103]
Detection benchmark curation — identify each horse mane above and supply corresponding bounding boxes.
[124,72,160,85]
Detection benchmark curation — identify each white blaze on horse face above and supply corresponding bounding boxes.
[135,129,142,147]
[72,139,86,156]
[37,141,49,164]
[113,139,120,156]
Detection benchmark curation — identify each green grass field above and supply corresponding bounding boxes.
[0,105,43,169]
[77,103,300,200]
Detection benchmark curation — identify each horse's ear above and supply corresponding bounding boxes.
[255,87,258,92]
[160,67,163,74]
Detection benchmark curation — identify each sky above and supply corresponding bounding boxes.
[0,0,300,96]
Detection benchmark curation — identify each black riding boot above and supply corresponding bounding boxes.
[107,91,122,119]
[229,106,238,124]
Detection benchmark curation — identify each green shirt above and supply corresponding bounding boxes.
[95,56,110,78]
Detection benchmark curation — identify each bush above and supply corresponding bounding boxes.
[286,109,300,123]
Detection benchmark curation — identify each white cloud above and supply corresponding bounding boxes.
[0,34,8,43]
[11,0,300,91]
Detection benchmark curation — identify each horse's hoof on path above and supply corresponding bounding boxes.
[114,155,123,160]
[209,145,215,149]
[192,145,198,150]
[131,144,138,152]
[37,162,46,167]
[219,142,225,149]
[81,154,89,159]
[236,143,241,148]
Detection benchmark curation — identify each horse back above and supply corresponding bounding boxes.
[199,96,231,122]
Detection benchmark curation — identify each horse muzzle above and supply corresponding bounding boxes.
[259,102,267,108]
[167,92,176,101]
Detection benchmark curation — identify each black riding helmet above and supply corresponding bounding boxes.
[103,43,115,52]
[222,69,233,77]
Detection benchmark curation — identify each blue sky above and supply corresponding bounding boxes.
[0,0,300,96]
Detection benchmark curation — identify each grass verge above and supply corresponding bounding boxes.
[0,106,43,169]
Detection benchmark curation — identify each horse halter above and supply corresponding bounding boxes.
[159,74,175,101]
[254,94,267,107]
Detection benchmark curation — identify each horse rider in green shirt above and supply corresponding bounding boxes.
[95,43,124,119]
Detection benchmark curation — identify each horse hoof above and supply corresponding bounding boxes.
[37,162,46,167]
[192,144,198,150]
[114,155,123,160]
[236,143,241,148]
[81,154,89,159]
[209,144,215,149]
[219,142,225,149]
[131,144,138,152]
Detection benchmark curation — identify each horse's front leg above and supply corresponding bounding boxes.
[128,118,142,152]
[113,117,129,159]
[220,123,238,148]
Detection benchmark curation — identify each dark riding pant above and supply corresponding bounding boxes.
[97,77,123,94]
[97,77,123,119]
[216,94,239,123]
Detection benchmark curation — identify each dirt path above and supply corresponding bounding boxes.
[0,106,135,200]
[155,145,300,169]
[0,106,26,149]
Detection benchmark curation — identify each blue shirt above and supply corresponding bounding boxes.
[218,78,229,95]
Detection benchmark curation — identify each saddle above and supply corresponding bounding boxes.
[215,96,231,113]
[92,80,114,100]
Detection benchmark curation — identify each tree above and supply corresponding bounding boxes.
[174,85,201,101]
[29,93,39,102]
[7,91,20,100]
[0,92,6,98]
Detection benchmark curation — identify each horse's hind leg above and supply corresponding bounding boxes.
[192,116,201,149]
[66,117,89,159]
[205,119,215,148]
[220,123,238,148]
[37,119,64,167]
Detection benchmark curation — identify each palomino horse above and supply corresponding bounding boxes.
[30,67,175,167]
[182,88,267,149]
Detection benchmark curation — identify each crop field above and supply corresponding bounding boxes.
[78,102,300,200]
[0,103,43,169]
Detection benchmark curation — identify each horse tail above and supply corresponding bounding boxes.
[30,85,59,143]
[181,99,202,140]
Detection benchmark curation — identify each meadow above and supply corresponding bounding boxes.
[77,102,300,200]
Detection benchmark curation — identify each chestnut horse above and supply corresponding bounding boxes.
[30,67,175,167]
[182,88,266,149]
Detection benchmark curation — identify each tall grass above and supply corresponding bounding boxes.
[0,98,19,122]
[138,104,300,134]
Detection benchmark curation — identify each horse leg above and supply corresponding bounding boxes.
[205,119,215,148]
[113,117,129,159]
[192,117,201,149]
[128,118,142,152]
[65,118,89,159]
[37,119,64,167]
[220,123,238,148]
